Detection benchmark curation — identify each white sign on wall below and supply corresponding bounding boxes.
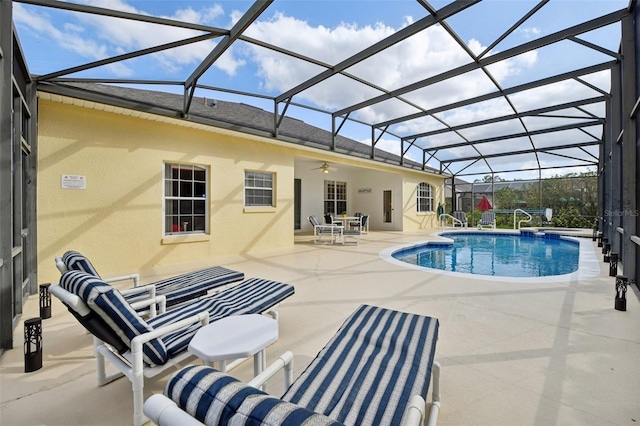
[61,174,86,190]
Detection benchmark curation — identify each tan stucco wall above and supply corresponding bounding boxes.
[401,175,446,231]
[37,99,294,283]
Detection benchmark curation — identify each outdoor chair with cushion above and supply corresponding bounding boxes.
[56,250,245,309]
[308,215,342,244]
[144,304,441,426]
[348,212,362,229]
[453,211,468,228]
[478,211,496,229]
[360,214,369,233]
[349,213,369,234]
[324,213,337,225]
[51,270,295,426]
[341,228,361,245]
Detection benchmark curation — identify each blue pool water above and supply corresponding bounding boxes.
[391,232,580,277]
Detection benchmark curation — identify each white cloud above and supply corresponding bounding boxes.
[78,0,243,75]
[518,27,542,39]
[240,14,543,132]
[14,2,607,179]
[15,1,243,77]
[13,3,131,76]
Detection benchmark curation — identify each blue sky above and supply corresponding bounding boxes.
[13,0,629,179]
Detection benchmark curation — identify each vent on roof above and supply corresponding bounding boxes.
[202,97,217,108]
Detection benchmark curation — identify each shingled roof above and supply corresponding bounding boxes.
[38,81,440,175]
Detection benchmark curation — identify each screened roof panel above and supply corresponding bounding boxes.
[477,138,535,156]
[391,115,450,136]
[455,118,526,142]
[400,69,498,110]
[434,97,515,126]
[13,0,628,180]
[416,132,467,150]
[347,26,473,91]
[530,126,602,149]
[520,115,604,132]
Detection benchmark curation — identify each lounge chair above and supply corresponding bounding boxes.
[478,211,496,229]
[144,304,441,426]
[308,215,342,244]
[453,211,468,228]
[56,250,244,308]
[51,270,295,426]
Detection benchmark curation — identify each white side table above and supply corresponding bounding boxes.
[188,314,278,380]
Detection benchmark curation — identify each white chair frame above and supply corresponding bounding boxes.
[478,212,496,229]
[143,352,441,426]
[50,284,209,426]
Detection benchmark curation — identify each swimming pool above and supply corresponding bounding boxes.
[381,231,599,281]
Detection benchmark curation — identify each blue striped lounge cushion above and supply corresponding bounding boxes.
[62,250,101,277]
[281,304,439,426]
[60,270,168,366]
[165,365,344,426]
[62,250,245,307]
[138,266,245,307]
[147,277,295,358]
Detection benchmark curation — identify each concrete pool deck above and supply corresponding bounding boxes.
[1,230,639,425]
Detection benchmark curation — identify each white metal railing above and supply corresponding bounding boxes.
[439,213,463,230]
[513,209,532,230]
[617,227,624,235]
[631,235,640,246]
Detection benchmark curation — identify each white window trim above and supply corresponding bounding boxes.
[417,182,434,213]
[244,170,276,208]
[163,162,209,236]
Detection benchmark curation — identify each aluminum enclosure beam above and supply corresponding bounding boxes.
[275,0,481,104]
[336,9,626,117]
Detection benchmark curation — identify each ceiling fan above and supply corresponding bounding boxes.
[311,162,337,174]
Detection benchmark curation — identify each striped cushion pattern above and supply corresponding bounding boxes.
[60,270,169,365]
[62,250,101,277]
[62,250,245,307]
[165,365,343,426]
[281,304,439,426]
[148,277,295,357]
[134,266,245,307]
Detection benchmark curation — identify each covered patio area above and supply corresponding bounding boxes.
[1,231,638,425]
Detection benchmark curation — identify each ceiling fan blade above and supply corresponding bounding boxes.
[311,162,334,172]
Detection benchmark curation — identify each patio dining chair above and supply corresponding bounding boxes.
[51,270,295,426]
[348,212,362,228]
[144,304,441,426]
[308,215,342,244]
[56,250,245,309]
[356,214,369,234]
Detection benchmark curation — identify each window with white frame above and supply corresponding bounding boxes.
[417,182,434,212]
[164,163,208,234]
[245,170,274,206]
[324,180,347,215]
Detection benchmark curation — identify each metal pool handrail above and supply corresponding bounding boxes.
[513,209,532,230]
[439,213,464,230]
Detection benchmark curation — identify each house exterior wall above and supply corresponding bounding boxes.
[37,99,295,283]
[402,177,445,231]
[294,159,445,232]
[37,97,446,283]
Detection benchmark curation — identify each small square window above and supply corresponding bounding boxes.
[245,171,274,207]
